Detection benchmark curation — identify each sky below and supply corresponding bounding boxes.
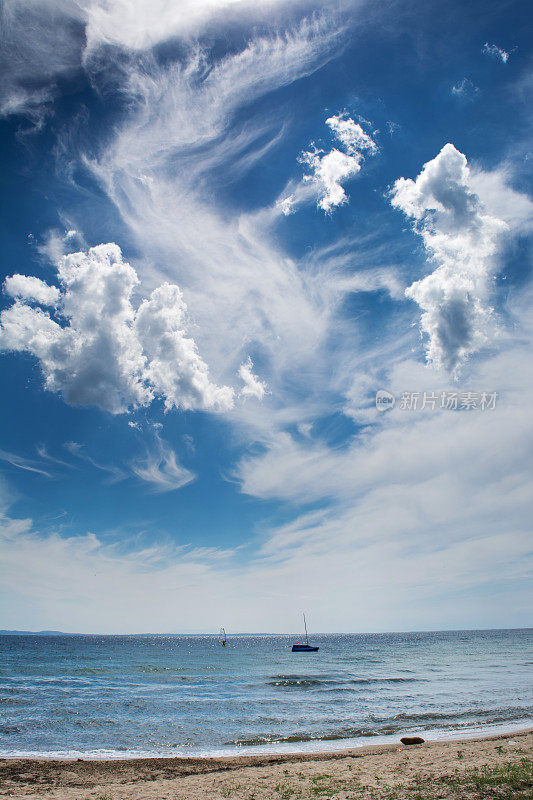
[0,0,532,634]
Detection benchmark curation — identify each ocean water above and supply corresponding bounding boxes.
[0,629,532,759]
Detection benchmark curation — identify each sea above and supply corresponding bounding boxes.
[1,629,532,759]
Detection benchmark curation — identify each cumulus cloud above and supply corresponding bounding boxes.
[3,274,60,307]
[390,143,509,371]
[239,357,268,401]
[483,42,510,63]
[298,114,377,212]
[0,244,234,414]
[325,114,377,155]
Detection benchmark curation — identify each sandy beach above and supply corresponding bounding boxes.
[0,728,531,799]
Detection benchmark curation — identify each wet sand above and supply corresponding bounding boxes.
[0,728,531,799]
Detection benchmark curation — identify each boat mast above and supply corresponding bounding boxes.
[303,613,309,646]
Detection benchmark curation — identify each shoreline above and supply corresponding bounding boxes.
[1,719,531,761]
[1,727,532,767]
[0,728,531,799]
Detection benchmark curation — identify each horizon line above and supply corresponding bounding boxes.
[1,626,531,637]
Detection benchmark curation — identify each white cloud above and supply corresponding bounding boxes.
[483,42,510,63]
[0,513,242,633]
[390,143,513,371]
[299,114,377,212]
[83,0,292,54]
[300,147,362,212]
[468,165,533,232]
[3,274,60,307]
[0,243,234,414]
[135,282,234,413]
[325,114,377,155]
[239,357,268,401]
[36,228,87,265]
[279,195,297,215]
[131,435,195,492]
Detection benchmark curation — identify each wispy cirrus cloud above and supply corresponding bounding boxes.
[0,450,52,479]
[60,432,196,493]
[35,444,75,470]
[131,435,195,493]
[64,442,127,484]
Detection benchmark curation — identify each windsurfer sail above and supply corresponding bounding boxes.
[219,627,227,646]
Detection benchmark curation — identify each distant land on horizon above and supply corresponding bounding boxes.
[0,630,68,636]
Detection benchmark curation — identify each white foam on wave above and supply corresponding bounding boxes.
[1,719,531,760]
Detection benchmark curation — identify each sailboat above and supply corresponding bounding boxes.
[292,613,319,652]
[219,627,227,646]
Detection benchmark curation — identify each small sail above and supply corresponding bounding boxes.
[218,627,227,646]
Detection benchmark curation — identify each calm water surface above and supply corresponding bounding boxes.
[1,629,531,757]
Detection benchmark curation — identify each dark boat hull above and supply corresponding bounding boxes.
[291,644,319,652]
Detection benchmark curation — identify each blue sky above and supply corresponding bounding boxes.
[1,0,532,633]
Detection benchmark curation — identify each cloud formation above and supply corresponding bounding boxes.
[390,144,508,371]
[131,434,195,492]
[297,114,377,212]
[239,357,268,401]
[4,274,60,307]
[0,449,52,479]
[483,42,510,63]
[83,0,292,54]
[81,16,343,412]
[0,244,234,414]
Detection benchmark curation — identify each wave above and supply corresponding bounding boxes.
[228,707,533,747]
[267,674,425,689]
